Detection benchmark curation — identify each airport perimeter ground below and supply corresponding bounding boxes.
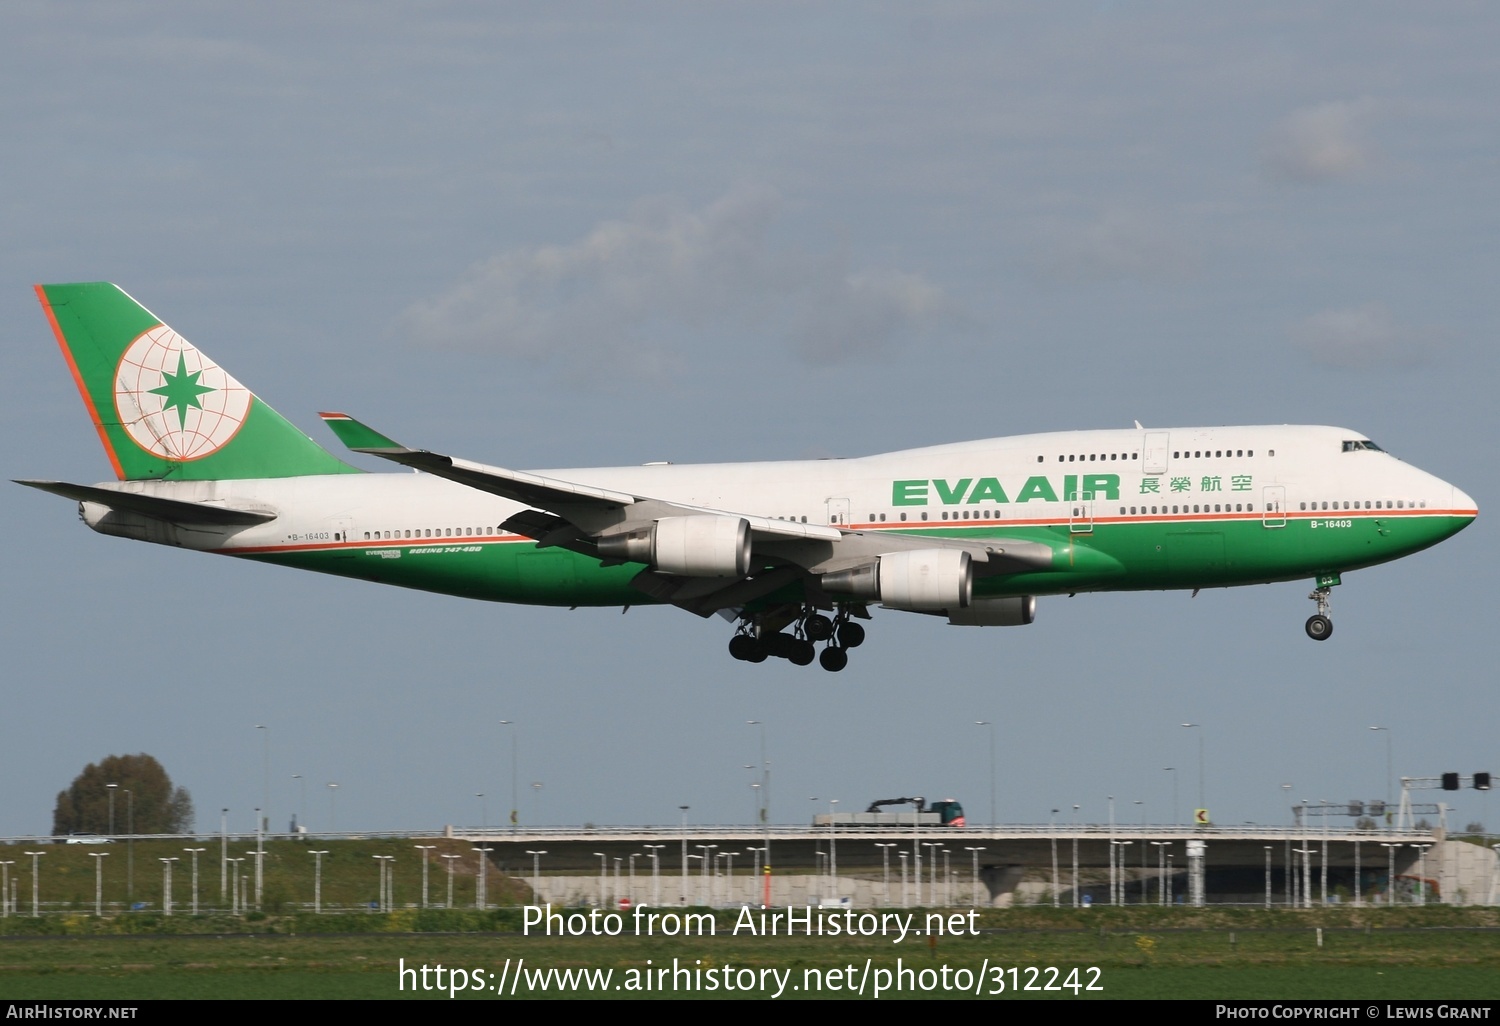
[1,906,1497,1000]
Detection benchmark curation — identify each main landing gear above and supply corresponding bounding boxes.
[1304,574,1341,641]
[728,606,866,671]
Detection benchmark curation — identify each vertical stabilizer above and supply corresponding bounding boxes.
[36,282,359,481]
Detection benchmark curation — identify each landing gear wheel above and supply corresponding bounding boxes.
[788,639,816,666]
[819,646,849,672]
[728,635,758,661]
[1305,614,1333,641]
[805,614,834,642]
[836,621,865,649]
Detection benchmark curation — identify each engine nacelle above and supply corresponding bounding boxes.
[597,515,751,578]
[946,595,1037,627]
[821,548,972,612]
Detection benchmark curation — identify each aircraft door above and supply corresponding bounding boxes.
[826,498,851,527]
[1262,486,1286,528]
[1069,493,1094,533]
[1143,432,1171,476]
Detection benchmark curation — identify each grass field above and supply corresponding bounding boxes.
[1,907,1497,1000]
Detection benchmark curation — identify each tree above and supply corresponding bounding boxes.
[52,754,194,836]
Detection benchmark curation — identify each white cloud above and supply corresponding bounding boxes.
[1035,209,1197,283]
[1262,100,1376,183]
[1291,303,1446,368]
[400,186,947,373]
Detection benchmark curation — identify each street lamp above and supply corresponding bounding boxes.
[414,845,436,908]
[159,858,178,916]
[327,783,339,833]
[875,843,897,905]
[1370,727,1393,823]
[965,846,986,908]
[1181,723,1205,819]
[644,844,665,907]
[24,851,44,918]
[747,720,772,907]
[595,852,609,907]
[525,851,547,902]
[106,783,118,837]
[309,850,329,914]
[500,720,517,830]
[474,847,493,909]
[0,861,10,918]
[976,720,996,828]
[678,806,691,906]
[90,852,109,916]
[183,848,206,915]
[442,853,461,908]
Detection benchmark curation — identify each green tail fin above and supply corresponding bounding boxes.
[36,282,359,481]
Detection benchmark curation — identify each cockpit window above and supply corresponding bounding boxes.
[1342,440,1386,453]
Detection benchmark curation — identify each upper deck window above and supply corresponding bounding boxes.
[1342,440,1386,453]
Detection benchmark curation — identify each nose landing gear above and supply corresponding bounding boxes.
[1304,574,1340,641]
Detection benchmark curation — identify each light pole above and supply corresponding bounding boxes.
[220,808,229,901]
[1071,804,1080,908]
[0,861,14,918]
[227,857,245,915]
[644,844,664,906]
[876,843,896,905]
[1264,846,1273,908]
[1370,726,1392,825]
[500,720,518,830]
[898,851,909,908]
[442,854,461,908]
[372,856,388,912]
[106,783,118,837]
[254,806,264,908]
[976,720,996,828]
[1049,809,1060,907]
[327,782,339,833]
[828,798,839,901]
[679,806,690,906]
[183,848,205,915]
[256,724,270,838]
[414,845,436,908]
[292,774,305,833]
[309,850,329,914]
[923,842,942,906]
[159,858,178,916]
[696,845,717,906]
[1181,723,1204,821]
[474,847,493,909]
[124,789,134,905]
[1151,841,1170,906]
[476,793,487,832]
[595,852,609,907]
[1381,842,1400,905]
[747,720,772,907]
[966,846,985,908]
[526,851,547,902]
[90,852,109,916]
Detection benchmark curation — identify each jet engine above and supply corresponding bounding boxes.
[820,549,972,611]
[946,595,1037,627]
[597,515,752,577]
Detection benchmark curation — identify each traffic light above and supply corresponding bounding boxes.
[1476,772,1492,791]
[1441,772,1460,791]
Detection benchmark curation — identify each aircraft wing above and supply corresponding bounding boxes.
[15,479,277,526]
[319,414,1094,615]
[318,413,841,544]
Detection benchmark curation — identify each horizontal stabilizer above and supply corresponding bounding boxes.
[15,480,276,526]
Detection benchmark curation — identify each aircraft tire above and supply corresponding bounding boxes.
[729,635,758,661]
[805,614,834,641]
[789,639,816,666]
[837,621,866,648]
[1304,614,1333,641]
[819,646,849,672]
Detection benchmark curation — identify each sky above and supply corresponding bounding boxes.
[2,2,1495,840]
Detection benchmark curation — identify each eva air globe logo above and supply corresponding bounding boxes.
[114,325,251,460]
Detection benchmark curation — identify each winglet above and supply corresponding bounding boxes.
[318,412,409,453]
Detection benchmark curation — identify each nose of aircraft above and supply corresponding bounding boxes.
[1452,484,1479,519]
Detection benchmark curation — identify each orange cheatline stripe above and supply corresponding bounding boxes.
[35,284,126,481]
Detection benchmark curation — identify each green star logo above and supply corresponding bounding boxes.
[148,352,217,429]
